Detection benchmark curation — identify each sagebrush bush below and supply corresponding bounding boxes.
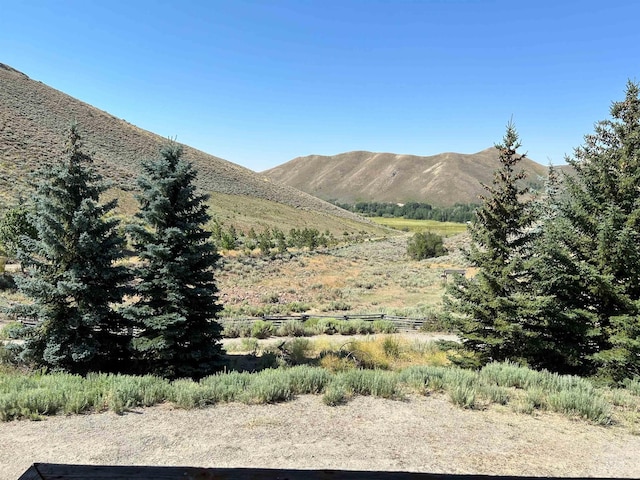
[371,320,398,334]
[547,390,612,425]
[277,320,308,337]
[251,320,274,339]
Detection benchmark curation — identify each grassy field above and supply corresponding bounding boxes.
[371,217,468,236]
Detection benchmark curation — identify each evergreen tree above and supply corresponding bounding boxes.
[445,122,542,366]
[126,142,223,379]
[546,81,640,380]
[14,125,131,373]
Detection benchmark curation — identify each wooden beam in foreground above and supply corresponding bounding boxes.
[18,464,622,480]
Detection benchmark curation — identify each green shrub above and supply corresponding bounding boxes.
[276,321,309,337]
[322,384,347,406]
[371,320,398,334]
[251,320,274,339]
[0,273,16,291]
[479,384,510,405]
[449,385,477,409]
[547,390,612,425]
[314,318,340,335]
[285,365,331,394]
[0,321,25,340]
[286,302,310,313]
[335,369,401,399]
[336,320,357,335]
[352,319,374,334]
[382,336,401,358]
[623,377,640,395]
[282,338,312,365]
[221,321,252,338]
[407,231,446,260]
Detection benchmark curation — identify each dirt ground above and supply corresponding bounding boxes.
[2,394,640,479]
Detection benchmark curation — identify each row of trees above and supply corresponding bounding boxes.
[210,222,338,254]
[334,201,478,223]
[447,82,640,382]
[10,126,222,379]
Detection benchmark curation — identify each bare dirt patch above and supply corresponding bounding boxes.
[1,395,639,479]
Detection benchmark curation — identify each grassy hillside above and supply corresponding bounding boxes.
[263,149,554,206]
[0,63,384,236]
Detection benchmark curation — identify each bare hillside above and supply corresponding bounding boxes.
[0,63,374,231]
[263,149,552,206]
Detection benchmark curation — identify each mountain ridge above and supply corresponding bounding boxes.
[263,147,558,206]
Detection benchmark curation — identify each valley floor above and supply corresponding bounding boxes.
[2,394,639,479]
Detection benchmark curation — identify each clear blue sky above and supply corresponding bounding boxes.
[2,0,638,171]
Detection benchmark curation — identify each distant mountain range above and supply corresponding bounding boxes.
[0,63,383,235]
[263,149,568,206]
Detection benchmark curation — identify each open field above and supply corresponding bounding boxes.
[215,234,468,318]
[370,218,468,236]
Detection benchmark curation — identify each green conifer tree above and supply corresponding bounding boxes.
[547,81,640,380]
[126,142,223,379]
[445,122,541,366]
[15,125,131,373]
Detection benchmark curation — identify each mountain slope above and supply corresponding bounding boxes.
[263,149,552,206]
[0,63,383,234]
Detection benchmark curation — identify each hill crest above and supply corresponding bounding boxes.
[263,148,552,206]
[0,63,378,233]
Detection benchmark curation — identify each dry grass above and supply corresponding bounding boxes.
[217,234,467,316]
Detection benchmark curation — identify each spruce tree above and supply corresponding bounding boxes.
[126,142,223,379]
[445,122,541,366]
[14,125,131,373]
[547,81,640,380]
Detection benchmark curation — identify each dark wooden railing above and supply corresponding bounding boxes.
[19,464,621,480]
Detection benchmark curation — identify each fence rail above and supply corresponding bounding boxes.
[219,313,440,332]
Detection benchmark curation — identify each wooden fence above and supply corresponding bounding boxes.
[219,313,439,332]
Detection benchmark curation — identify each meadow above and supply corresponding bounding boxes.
[370,217,468,236]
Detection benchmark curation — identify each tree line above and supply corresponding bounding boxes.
[446,82,640,382]
[3,126,222,379]
[333,201,478,223]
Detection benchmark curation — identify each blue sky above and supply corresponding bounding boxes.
[2,0,638,171]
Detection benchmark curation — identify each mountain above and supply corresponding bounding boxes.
[263,149,555,206]
[0,63,383,235]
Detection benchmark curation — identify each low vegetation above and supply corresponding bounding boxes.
[1,358,637,428]
[371,217,467,236]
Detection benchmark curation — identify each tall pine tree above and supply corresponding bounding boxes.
[126,142,223,379]
[445,122,542,367]
[547,81,640,380]
[15,125,131,373]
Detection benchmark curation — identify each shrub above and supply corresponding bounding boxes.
[314,318,339,335]
[382,337,401,359]
[276,321,308,337]
[335,369,402,399]
[547,390,612,425]
[407,231,446,260]
[336,320,357,335]
[251,320,274,339]
[282,338,312,365]
[0,273,16,291]
[371,320,398,334]
[322,384,348,406]
[449,385,477,409]
[623,377,640,396]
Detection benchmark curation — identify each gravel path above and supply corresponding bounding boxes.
[2,394,639,479]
